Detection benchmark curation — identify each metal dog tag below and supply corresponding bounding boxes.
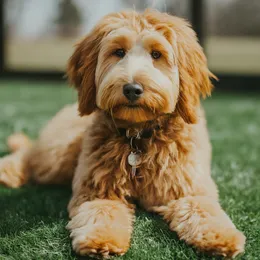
[128,151,141,167]
[128,151,142,177]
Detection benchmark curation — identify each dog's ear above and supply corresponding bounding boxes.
[67,13,120,116]
[67,33,99,116]
[145,10,216,124]
[173,19,216,124]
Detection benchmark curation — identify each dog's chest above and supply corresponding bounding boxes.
[88,126,195,204]
[122,141,195,206]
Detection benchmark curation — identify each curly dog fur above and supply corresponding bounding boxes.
[0,9,245,258]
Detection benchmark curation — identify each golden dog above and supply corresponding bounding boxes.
[0,9,245,258]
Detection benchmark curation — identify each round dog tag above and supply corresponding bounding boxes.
[128,152,142,167]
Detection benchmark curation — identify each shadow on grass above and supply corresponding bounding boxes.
[0,184,71,237]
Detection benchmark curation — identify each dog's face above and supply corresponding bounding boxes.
[68,10,215,124]
[95,26,179,123]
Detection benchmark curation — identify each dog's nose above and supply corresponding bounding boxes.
[123,83,143,102]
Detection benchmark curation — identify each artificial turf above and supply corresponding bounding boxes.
[0,81,259,260]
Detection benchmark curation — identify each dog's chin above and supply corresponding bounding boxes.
[111,105,157,123]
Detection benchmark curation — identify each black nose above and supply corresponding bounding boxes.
[123,83,143,102]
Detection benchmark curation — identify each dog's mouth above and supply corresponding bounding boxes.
[125,104,141,108]
[114,103,153,112]
[108,103,159,123]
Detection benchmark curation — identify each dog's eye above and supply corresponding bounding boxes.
[151,50,162,59]
[113,49,126,58]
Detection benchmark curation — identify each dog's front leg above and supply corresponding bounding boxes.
[67,197,134,257]
[154,196,245,258]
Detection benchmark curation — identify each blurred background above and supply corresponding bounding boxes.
[0,0,260,88]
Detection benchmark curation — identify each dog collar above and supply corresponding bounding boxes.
[118,125,161,139]
[118,128,151,139]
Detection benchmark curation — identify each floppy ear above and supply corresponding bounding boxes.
[67,35,97,115]
[67,13,122,116]
[67,30,103,116]
[174,19,216,124]
[145,10,216,124]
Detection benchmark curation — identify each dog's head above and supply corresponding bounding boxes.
[67,10,215,124]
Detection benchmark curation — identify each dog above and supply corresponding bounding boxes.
[0,9,245,258]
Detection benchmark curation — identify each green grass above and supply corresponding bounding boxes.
[0,81,259,260]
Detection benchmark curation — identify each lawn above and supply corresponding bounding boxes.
[0,81,259,260]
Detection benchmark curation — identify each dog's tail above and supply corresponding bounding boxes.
[7,133,33,153]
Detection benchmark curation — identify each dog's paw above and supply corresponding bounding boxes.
[156,197,246,258]
[0,154,26,188]
[67,200,133,257]
[69,225,126,258]
[201,227,246,258]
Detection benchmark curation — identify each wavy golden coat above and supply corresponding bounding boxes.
[0,10,245,258]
